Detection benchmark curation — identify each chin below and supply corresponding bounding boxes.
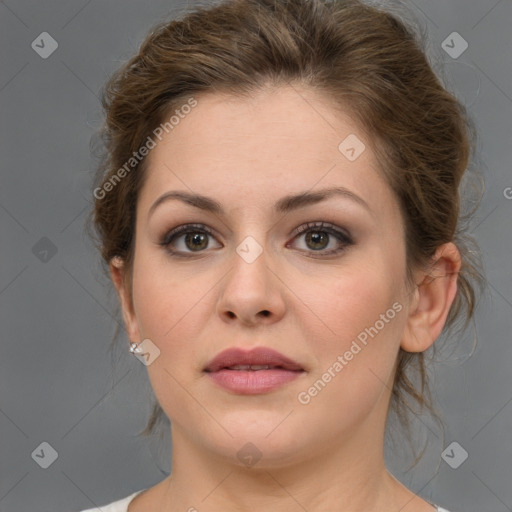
[199,411,315,468]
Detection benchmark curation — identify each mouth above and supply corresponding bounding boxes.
[203,347,305,394]
[218,364,299,371]
[203,346,304,373]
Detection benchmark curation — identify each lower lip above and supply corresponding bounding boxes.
[205,369,304,394]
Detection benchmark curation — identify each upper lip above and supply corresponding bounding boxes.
[203,347,304,372]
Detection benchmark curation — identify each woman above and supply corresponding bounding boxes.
[84,0,482,510]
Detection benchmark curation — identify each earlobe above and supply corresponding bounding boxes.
[400,243,461,353]
[109,256,140,343]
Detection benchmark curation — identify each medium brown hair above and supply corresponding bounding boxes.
[88,0,483,447]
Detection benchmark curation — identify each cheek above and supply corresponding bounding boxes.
[294,261,406,410]
[130,255,219,381]
[130,263,209,419]
[302,260,403,350]
[132,252,203,339]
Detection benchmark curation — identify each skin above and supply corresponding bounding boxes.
[110,84,461,512]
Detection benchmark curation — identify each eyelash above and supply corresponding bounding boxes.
[159,221,354,258]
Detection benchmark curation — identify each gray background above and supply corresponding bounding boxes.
[1,0,511,511]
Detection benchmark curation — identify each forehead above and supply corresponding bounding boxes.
[139,85,396,217]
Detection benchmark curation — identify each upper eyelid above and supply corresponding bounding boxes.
[162,221,347,236]
[294,221,351,237]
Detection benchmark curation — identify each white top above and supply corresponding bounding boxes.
[79,490,145,512]
[79,489,452,512]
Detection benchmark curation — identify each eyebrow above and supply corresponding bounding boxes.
[147,186,371,219]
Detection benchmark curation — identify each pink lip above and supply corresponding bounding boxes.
[203,347,305,395]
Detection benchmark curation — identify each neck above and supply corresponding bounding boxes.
[156,417,414,512]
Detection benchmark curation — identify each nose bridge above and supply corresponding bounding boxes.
[227,209,272,270]
[217,231,285,324]
[228,233,271,298]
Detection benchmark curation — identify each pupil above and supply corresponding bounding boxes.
[186,232,208,251]
[307,231,328,250]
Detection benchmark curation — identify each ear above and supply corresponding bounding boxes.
[401,242,461,353]
[109,256,141,343]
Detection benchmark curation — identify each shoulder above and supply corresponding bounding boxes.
[78,489,146,512]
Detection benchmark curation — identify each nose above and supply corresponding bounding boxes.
[216,243,286,327]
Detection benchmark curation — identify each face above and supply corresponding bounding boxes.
[115,85,418,468]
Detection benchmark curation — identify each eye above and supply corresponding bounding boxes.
[159,221,353,257]
[289,221,353,256]
[159,223,221,256]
